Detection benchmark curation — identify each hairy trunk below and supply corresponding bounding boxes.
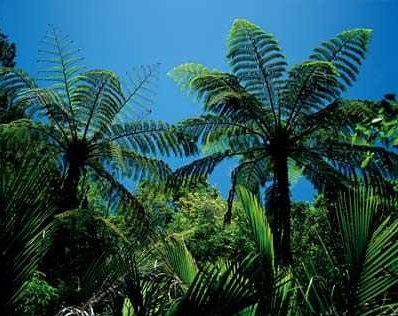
[60,161,81,211]
[274,153,292,265]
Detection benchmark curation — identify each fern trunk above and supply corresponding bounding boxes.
[274,153,292,265]
[60,161,81,211]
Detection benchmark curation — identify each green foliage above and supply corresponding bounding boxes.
[169,19,397,262]
[136,181,254,263]
[0,25,197,212]
[19,272,60,316]
[301,187,398,315]
[0,123,56,315]
[0,27,16,67]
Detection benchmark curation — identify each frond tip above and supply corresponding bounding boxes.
[310,28,372,90]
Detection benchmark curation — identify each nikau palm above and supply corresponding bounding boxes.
[169,19,398,263]
[0,26,195,211]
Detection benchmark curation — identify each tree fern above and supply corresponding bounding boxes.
[169,19,395,263]
[0,26,197,212]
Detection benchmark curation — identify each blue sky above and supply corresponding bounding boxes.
[1,0,397,200]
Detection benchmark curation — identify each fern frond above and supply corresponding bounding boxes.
[100,144,172,182]
[282,61,340,125]
[72,69,124,139]
[37,25,84,130]
[169,63,270,130]
[310,29,372,91]
[227,19,286,114]
[118,63,160,122]
[170,152,231,187]
[107,120,197,157]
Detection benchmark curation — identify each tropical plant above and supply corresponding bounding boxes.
[0,123,55,315]
[354,94,398,150]
[155,187,294,315]
[0,27,16,67]
[54,187,294,315]
[0,26,23,123]
[169,19,398,263]
[301,187,398,315]
[0,25,196,212]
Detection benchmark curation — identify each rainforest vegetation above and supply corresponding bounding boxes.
[1,16,398,316]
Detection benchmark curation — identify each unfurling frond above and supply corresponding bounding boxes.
[227,19,286,108]
[310,28,372,91]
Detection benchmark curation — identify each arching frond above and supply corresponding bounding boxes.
[0,67,36,96]
[118,63,160,122]
[100,144,172,182]
[282,61,340,125]
[314,141,398,188]
[107,120,197,157]
[179,114,264,145]
[72,69,124,138]
[310,28,372,91]
[38,25,83,104]
[227,19,286,115]
[169,151,231,188]
[88,163,151,237]
[292,149,351,192]
[293,99,377,140]
[168,63,270,130]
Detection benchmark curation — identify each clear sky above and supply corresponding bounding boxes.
[1,0,397,200]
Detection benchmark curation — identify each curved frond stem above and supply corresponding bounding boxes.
[82,77,109,141]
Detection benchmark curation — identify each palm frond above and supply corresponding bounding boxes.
[160,237,198,289]
[336,188,398,315]
[168,256,257,316]
[0,131,55,314]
